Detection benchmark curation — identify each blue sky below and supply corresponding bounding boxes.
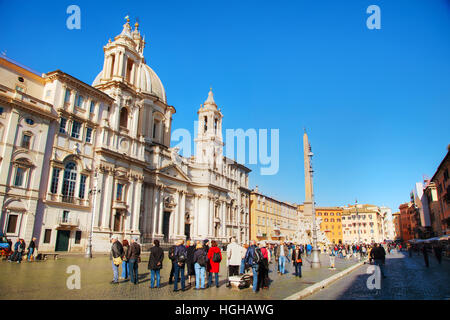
[1,0,449,212]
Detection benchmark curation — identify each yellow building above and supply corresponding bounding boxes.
[316,207,343,244]
[250,187,298,243]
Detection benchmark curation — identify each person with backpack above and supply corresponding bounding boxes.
[168,244,176,284]
[193,242,208,289]
[244,240,260,293]
[148,239,164,288]
[173,239,187,292]
[207,240,222,288]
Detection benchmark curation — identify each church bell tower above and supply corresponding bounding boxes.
[195,89,224,167]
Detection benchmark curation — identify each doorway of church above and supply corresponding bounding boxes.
[185,224,190,240]
[163,212,171,243]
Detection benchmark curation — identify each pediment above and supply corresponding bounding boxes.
[159,163,190,182]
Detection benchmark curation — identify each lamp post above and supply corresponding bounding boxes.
[86,170,100,258]
[309,147,321,268]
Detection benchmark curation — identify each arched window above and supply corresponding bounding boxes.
[120,108,128,128]
[62,162,77,203]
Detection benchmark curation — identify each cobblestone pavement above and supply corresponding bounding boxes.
[305,250,450,300]
[0,252,359,300]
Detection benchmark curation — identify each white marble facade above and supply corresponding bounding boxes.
[0,19,250,253]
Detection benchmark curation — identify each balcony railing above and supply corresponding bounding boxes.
[57,216,80,227]
[47,193,88,207]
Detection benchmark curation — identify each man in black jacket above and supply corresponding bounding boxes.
[148,240,164,288]
[173,240,187,292]
[127,237,141,285]
[168,244,177,284]
[110,236,123,284]
[27,237,36,262]
[370,243,386,278]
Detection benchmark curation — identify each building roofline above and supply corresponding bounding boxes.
[44,70,114,103]
[430,148,450,182]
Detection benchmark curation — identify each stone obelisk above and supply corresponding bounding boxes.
[303,130,321,268]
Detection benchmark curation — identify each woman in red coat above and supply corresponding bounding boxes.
[207,240,222,288]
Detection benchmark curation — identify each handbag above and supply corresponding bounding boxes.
[296,258,302,264]
[113,256,122,266]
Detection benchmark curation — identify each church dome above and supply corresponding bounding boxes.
[92,18,167,104]
[92,63,166,104]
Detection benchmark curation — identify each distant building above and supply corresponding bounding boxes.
[427,146,450,236]
[250,187,298,243]
[342,204,385,244]
[392,211,401,240]
[398,202,417,241]
[316,207,343,244]
[380,206,395,240]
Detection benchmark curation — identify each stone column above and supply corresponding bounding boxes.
[118,51,124,77]
[158,187,164,235]
[179,191,186,238]
[209,198,214,237]
[132,179,142,232]
[101,171,113,229]
[193,195,199,238]
[221,201,226,239]
[152,186,159,236]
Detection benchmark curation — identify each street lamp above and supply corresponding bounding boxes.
[309,148,321,269]
[86,170,100,258]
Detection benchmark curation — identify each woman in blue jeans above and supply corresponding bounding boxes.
[193,243,207,289]
[148,239,164,288]
[121,240,130,280]
[292,245,302,277]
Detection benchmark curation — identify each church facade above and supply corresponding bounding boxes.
[0,19,250,253]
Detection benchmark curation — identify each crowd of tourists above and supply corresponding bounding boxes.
[110,237,309,293]
[4,237,37,263]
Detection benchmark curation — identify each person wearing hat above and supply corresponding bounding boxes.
[110,236,124,284]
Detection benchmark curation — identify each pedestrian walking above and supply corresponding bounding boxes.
[120,239,130,280]
[186,240,196,287]
[292,245,303,277]
[27,237,36,262]
[370,243,386,278]
[148,239,164,288]
[173,239,187,292]
[257,241,270,289]
[110,236,123,284]
[276,242,288,275]
[193,242,208,290]
[127,237,141,285]
[244,240,260,293]
[207,240,222,288]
